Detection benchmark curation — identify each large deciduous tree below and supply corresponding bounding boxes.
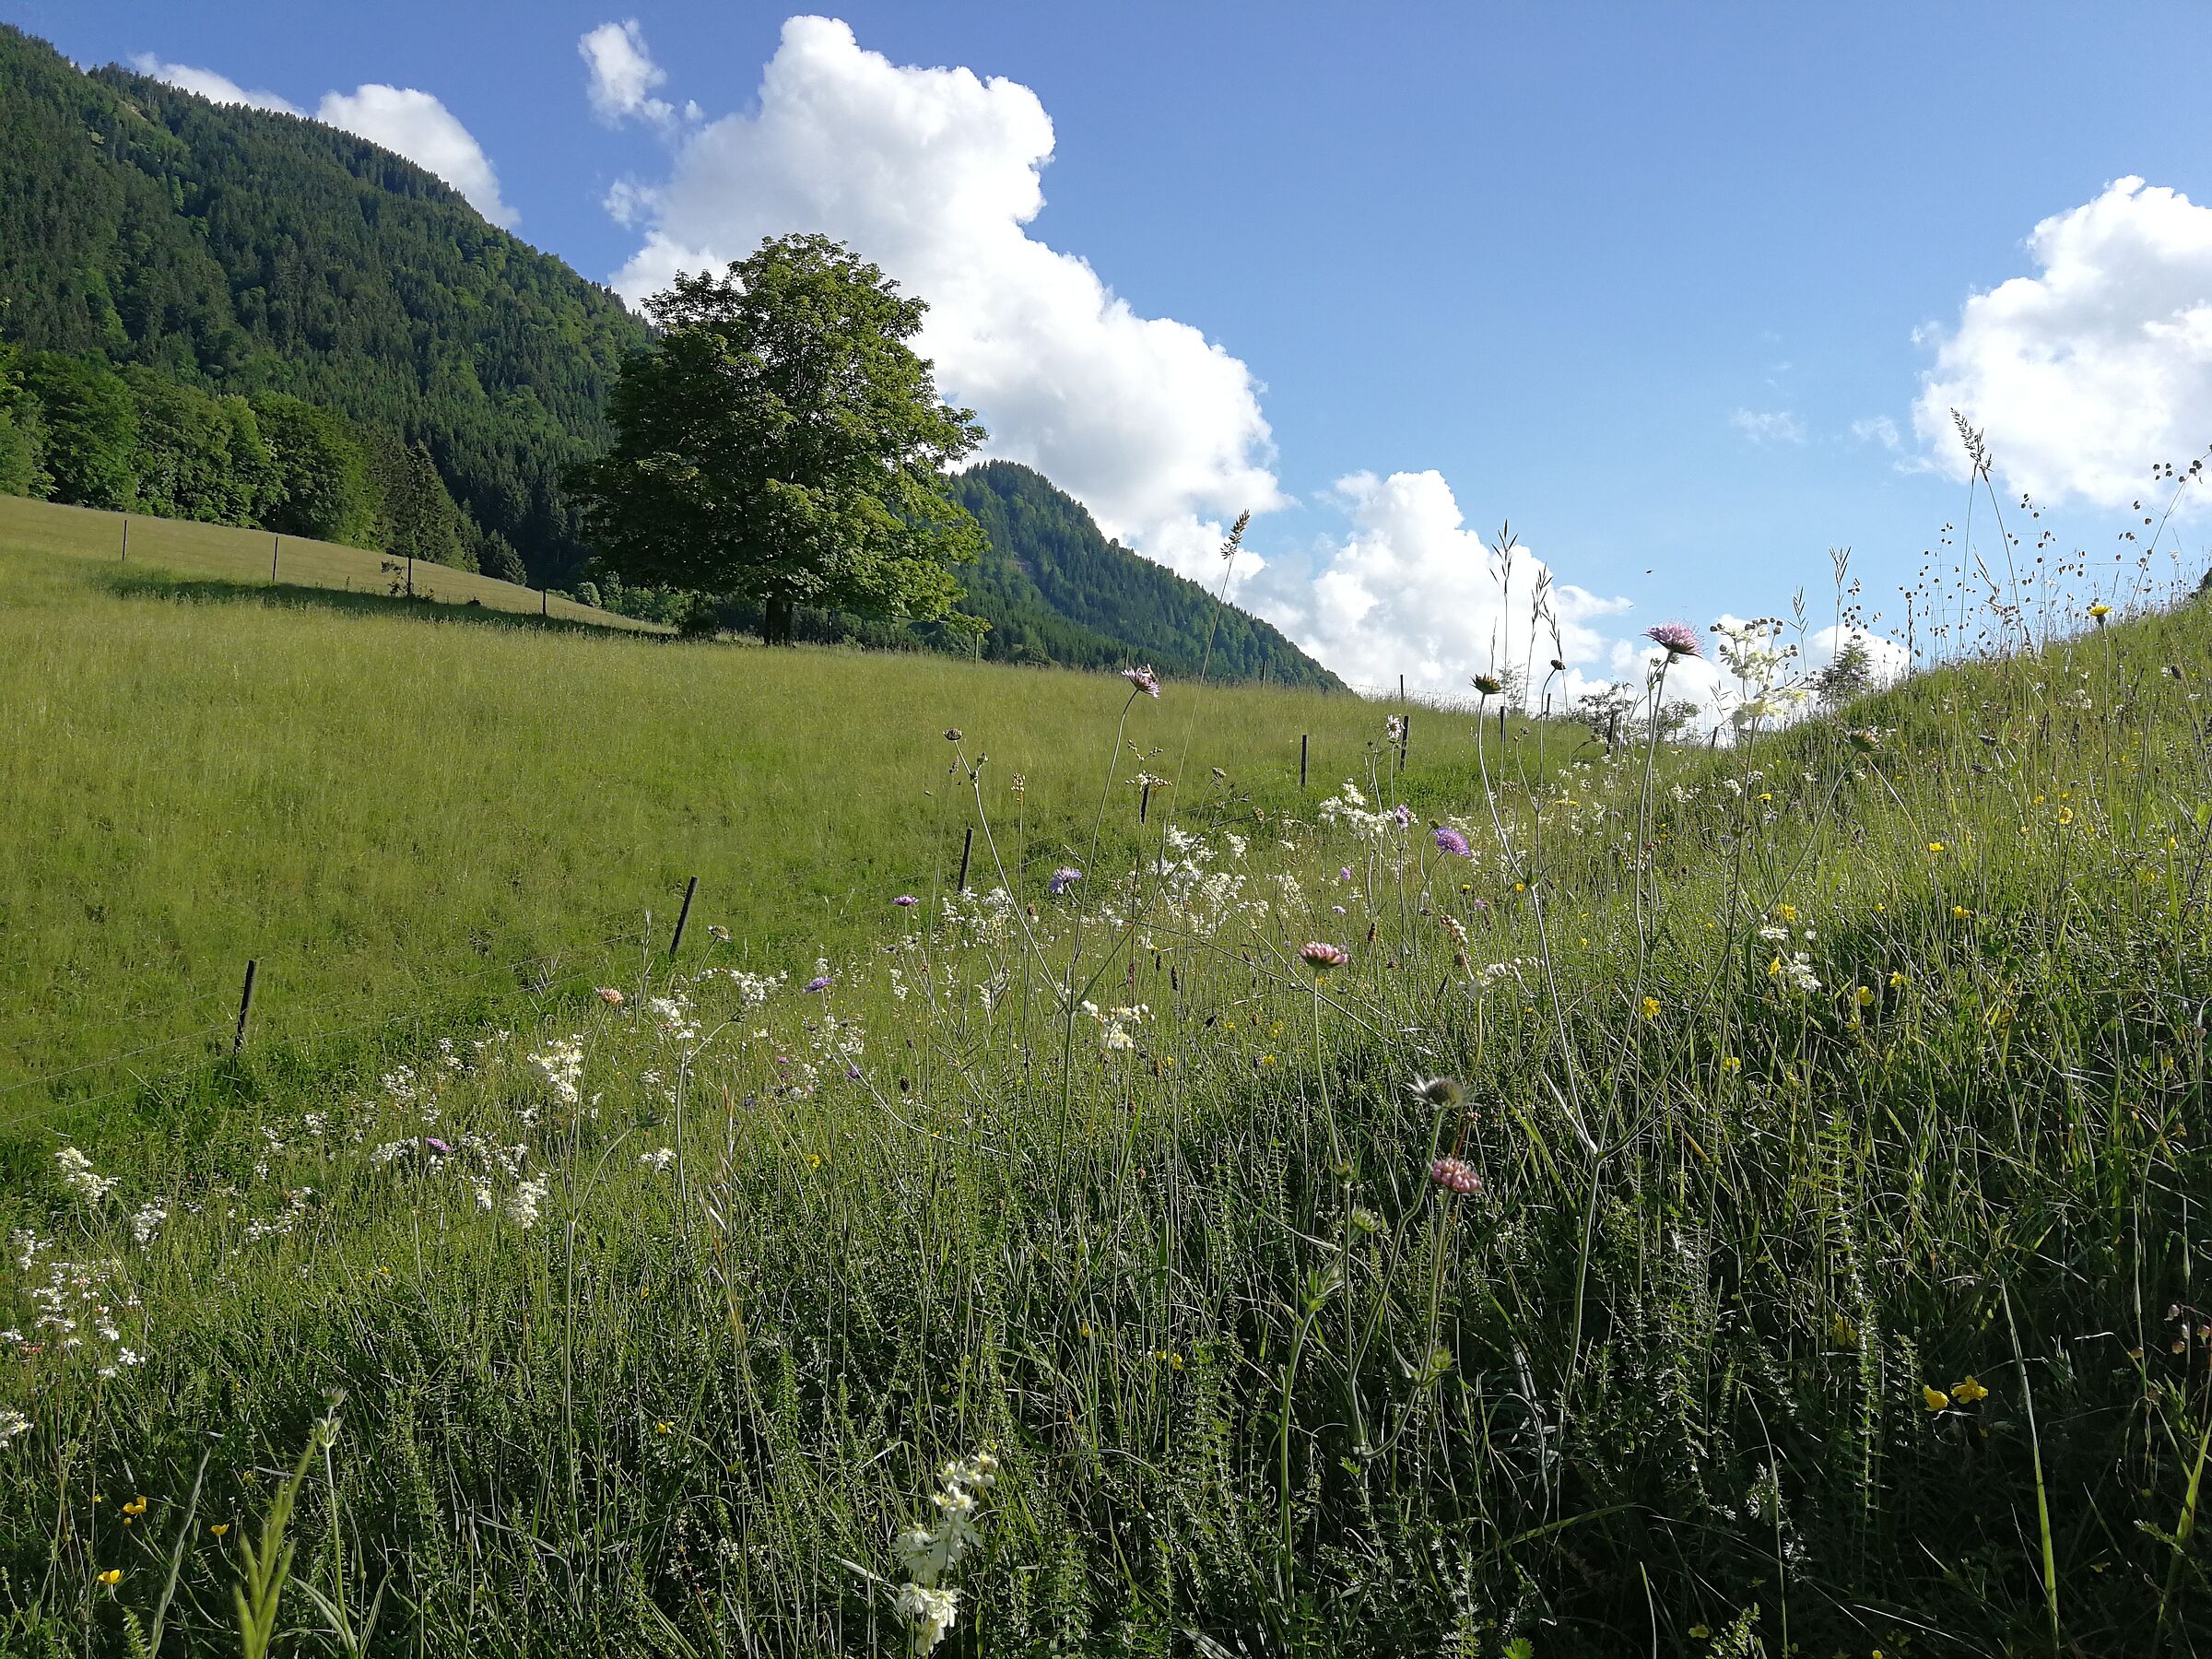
[567,234,986,643]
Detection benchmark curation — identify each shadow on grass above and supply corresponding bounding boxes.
[100,567,662,640]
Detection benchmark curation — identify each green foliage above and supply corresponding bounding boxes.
[250,394,378,545]
[118,367,274,525]
[568,233,985,641]
[948,461,1339,687]
[0,342,44,498]
[0,23,644,581]
[23,351,137,507]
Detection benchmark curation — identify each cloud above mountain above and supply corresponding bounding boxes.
[129,55,515,227]
[599,16,1284,585]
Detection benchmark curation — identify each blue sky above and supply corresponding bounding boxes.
[12,1,2212,697]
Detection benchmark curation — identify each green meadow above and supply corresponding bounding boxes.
[0,496,1505,1122]
[4,505,2211,1654]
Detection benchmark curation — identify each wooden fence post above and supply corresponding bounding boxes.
[668,876,699,955]
[271,535,279,584]
[121,517,128,563]
[1139,782,1151,824]
[957,826,974,893]
[233,959,259,1053]
[1300,734,1309,790]
[1402,712,1412,769]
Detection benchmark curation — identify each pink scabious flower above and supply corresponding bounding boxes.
[420,1136,453,1157]
[1433,826,1472,857]
[1339,865,1354,882]
[804,975,833,994]
[1645,621,1702,657]
[893,895,919,907]
[1393,804,1413,828]
[1300,941,1349,971]
[596,986,626,1006]
[1430,1155,1481,1195]
[1120,665,1162,699]
[1047,866,1082,896]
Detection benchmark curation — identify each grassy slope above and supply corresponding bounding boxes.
[0,508,1507,1112]
[0,495,658,630]
[6,506,2208,1653]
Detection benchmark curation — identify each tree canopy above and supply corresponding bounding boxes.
[567,234,986,643]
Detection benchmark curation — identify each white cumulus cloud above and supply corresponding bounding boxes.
[1731,408,1806,446]
[129,53,299,114]
[1244,471,1628,700]
[1913,176,2212,507]
[130,56,514,229]
[606,15,1283,582]
[580,19,674,125]
[314,86,517,228]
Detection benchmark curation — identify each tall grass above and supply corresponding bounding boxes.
[3,490,2209,1653]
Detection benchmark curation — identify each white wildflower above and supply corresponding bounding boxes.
[54,1147,117,1206]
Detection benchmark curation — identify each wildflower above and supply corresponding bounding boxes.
[1950,1375,1989,1404]
[640,1147,676,1172]
[2088,602,2112,620]
[1300,941,1349,971]
[1854,985,1876,1007]
[1926,841,1946,853]
[129,1202,168,1247]
[0,1408,27,1447]
[54,1147,118,1206]
[1408,1076,1465,1108]
[894,1583,962,1653]
[1774,902,1799,924]
[1641,996,1661,1020]
[707,924,732,943]
[1471,673,1504,696]
[98,1570,121,1587]
[1922,1384,1950,1412]
[804,975,834,994]
[1433,826,1472,857]
[209,1524,229,1537]
[1047,866,1082,896]
[1120,664,1162,699]
[1721,1055,1742,1074]
[1392,804,1412,828]
[1645,621,1702,657]
[1430,1156,1481,1195]
[1385,715,1405,740]
[2056,806,2075,826]
[1951,905,1971,920]
[506,1174,549,1230]
[943,728,961,742]
[894,895,919,907]
[596,986,625,1006]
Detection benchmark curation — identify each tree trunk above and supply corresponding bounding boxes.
[762,594,791,645]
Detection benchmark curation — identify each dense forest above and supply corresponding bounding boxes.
[0,23,641,583]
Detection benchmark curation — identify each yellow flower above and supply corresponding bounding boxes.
[1926,841,1946,853]
[1952,905,1971,920]
[655,1421,674,1434]
[2056,806,2075,825]
[209,1524,230,1537]
[1641,996,1661,1020]
[1854,985,1876,1007]
[1888,971,1907,988]
[1950,1375,1988,1404]
[98,1570,121,1587]
[2088,601,2111,618]
[806,1153,821,1171]
[1259,1053,1274,1066]
[1721,1055,1742,1074]
[1922,1384,1950,1411]
[1829,1312,1858,1345]
[1775,903,1799,924]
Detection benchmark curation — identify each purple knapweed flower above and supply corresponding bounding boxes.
[1120,665,1162,699]
[1433,826,1472,857]
[420,1136,452,1157]
[1393,804,1413,828]
[1339,865,1353,882]
[893,895,919,907]
[1048,866,1082,896]
[804,975,833,994]
[1645,621,1702,658]
[1300,941,1349,971]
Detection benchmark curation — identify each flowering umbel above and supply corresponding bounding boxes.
[892,1450,999,1653]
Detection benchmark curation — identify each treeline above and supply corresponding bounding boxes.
[0,25,642,584]
[0,342,522,576]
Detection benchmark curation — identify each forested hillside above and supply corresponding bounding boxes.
[0,24,643,583]
[947,462,1338,686]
